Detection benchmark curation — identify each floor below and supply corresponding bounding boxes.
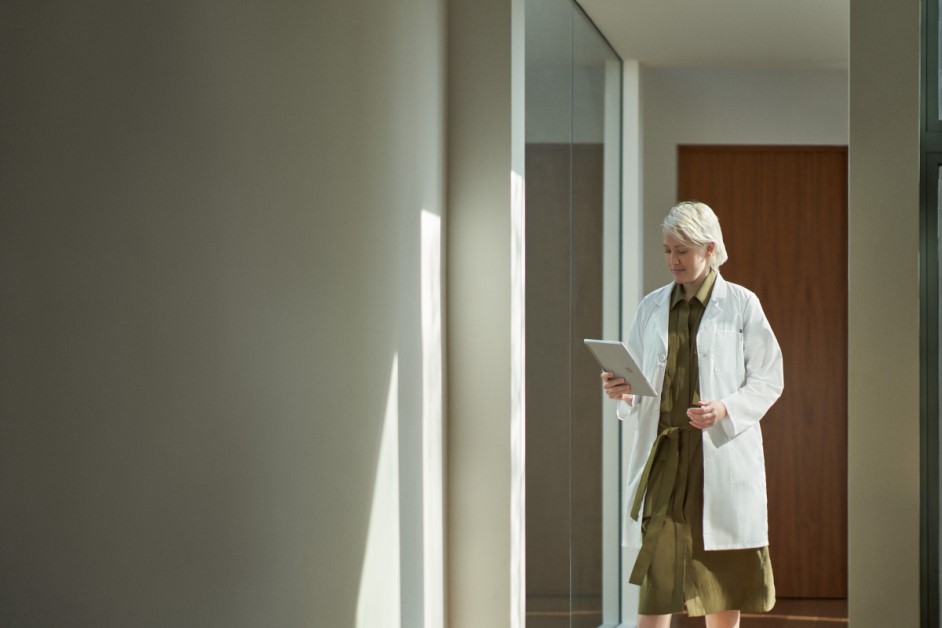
[526,598,847,628]
[671,598,847,627]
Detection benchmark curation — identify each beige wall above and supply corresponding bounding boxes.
[848,0,921,625]
[0,1,445,626]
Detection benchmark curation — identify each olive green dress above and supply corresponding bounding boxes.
[630,271,775,617]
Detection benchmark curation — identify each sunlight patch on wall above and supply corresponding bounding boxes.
[510,169,526,628]
[420,210,444,628]
[356,356,401,628]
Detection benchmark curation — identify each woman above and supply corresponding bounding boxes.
[601,201,783,628]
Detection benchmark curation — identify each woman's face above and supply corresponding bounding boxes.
[663,232,713,287]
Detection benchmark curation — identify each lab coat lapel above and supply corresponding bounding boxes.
[697,273,727,352]
[651,284,671,357]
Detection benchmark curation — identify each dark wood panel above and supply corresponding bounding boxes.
[678,146,848,598]
[526,143,573,602]
[570,143,605,609]
[525,143,605,616]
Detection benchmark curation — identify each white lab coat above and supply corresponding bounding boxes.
[618,273,784,552]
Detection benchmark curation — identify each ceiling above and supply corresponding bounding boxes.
[577,0,849,69]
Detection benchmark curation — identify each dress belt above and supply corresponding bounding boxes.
[629,421,698,589]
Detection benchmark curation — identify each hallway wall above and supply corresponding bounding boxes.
[0,2,445,626]
[847,0,920,625]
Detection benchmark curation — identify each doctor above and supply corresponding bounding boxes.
[601,201,783,628]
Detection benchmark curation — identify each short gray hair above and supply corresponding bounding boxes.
[662,201,728,270]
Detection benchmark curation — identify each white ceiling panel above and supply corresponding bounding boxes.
[577,0,849,69]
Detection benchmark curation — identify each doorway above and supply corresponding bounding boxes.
[676,145,848,620]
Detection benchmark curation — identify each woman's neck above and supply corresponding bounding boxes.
[681,270,711,301]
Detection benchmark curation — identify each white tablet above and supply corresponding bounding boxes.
[583,339,658,397]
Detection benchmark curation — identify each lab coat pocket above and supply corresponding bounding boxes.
[728,430,766,486]
[713,329,744,374]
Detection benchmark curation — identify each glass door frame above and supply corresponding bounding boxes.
[920,0,942,625]
[921,152,941,628]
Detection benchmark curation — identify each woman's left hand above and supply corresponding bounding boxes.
[687,400,727,430]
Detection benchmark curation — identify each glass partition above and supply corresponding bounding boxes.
[524,2,622,625]
[524,2,573,624]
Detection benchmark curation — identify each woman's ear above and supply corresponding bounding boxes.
[706,242,716,256]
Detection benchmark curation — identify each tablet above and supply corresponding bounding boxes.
[583,339,657,397]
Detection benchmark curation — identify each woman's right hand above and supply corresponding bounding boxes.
[600,371,634,403]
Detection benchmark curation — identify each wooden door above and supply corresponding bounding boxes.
[678,145,848,598]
